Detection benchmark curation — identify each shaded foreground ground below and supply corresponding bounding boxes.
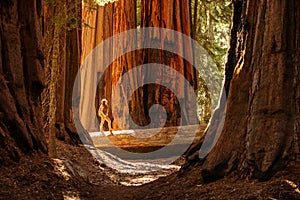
[0,140,299,200]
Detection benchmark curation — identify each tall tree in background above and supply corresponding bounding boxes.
[80,1,114,131]
[43,0,86,154]
[190,0,231,123]
[186,0,300,181]
[140,0,198,126]
[0,0,47,164]
[109,0,141,129]
[81,0,146,130]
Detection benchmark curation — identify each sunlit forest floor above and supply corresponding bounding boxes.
[0,139,299,199]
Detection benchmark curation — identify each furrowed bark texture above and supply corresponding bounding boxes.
[200,0,300,181]
[81,1,146,130]
[0,0,47,164]
[43,0,84,146]
[141,0,198,127]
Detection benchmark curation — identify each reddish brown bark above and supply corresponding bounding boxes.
[110,0,143,129]
[43,0,84,146]
[140,0,197,126]
[80,2,106,131]
[0,0,47,164]
[80,1,145,130]
[188,0,300,181]
[80,2,115,131]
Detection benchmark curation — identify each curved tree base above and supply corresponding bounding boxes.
[183,0,300,182]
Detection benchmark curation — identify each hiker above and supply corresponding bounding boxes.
[98,99,113,136]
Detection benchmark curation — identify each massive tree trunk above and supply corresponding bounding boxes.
[140,0,197,126]
[43,0,84,147]
[64,0,86,144]
[110,0,145,130]
[81,1,144,131]
[0,0,47,164]
[186,0,300,181]
[80,1,114,131]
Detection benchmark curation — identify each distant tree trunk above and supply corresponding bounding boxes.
[186,0,300,182]
[110,0,147,129]
[43,0,86,147]
[0,0,47,164]
[80,1,114,131]
[81,1,144,131]
[141,0,197,126]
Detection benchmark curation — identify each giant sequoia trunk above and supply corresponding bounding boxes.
[186,0,300,181]
[43,0,84,147]
[80,1,108,131]
[141,0,198,126]
[0,0,47,164]
[81,1,145,131]
[110,0,146,129]
[80,1,115,131]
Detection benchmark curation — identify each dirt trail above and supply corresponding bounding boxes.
[86,145,181,186]
[0,140,299,200]
[86,125,204,185]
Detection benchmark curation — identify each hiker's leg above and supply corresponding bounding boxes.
[100,118,105,133]
[105,117,113,135]
[107,118,112,131]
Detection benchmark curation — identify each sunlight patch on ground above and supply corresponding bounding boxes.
[120,176,158,186]
[87,146,181,173]
[85,145,181,186]
[86,126,205,186]
[52,159,71,180]
[63,191,80,200]
[284,180,300,194]
[90,130,135,137]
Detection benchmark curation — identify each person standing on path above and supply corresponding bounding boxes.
[98,99,113,136]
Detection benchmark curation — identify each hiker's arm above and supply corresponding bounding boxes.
[106,107,109,116]
[98,105,105,116]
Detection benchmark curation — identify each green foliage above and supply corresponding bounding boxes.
[45,0,82,31]
[94,0,118,6]
[45,0,106,31]
[193,0,231,71]
[192,0,232,123]
[136,0,142,27]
